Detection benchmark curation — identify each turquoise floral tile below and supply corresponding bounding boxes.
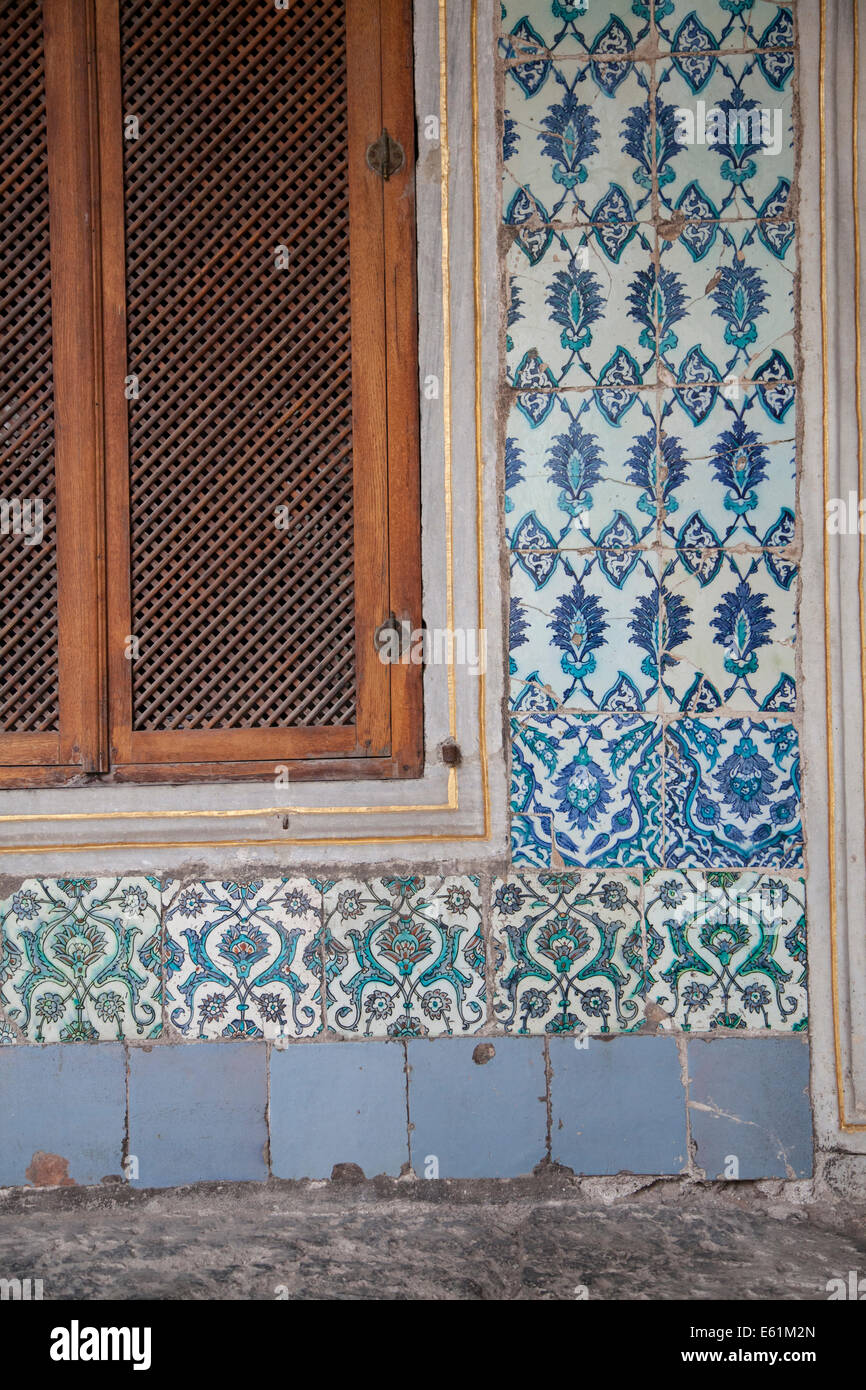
[502,0,651,57]
[512,813,554,864]
[656,53,793,219]
[658,219,795,383]
[663,716,802,866]
[504,60,652,224]
[659,384,796,547]
[511,711,663,865]
[163,879,322,1040]
[510,547,660,711]
[508,223,657,390]
[659,549,796,713]
[654,2,795,57]
[506,391,659,548]
[491,870,645,1033]
[644,869,807,1030]
[323,876,485,1038]
[0,877,162,1042]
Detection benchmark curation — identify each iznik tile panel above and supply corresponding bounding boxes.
[502,0,801,885]
[491,871,645,1034]
[323,876,485,1038]
[163,879,322,1040]
[0,878,162,1042]
[644,870,807,1030]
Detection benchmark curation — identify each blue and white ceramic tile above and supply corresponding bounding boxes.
[510,547,660,710]
[663,716,802,866]
[502,0,651,57]
[508,224,657,390]
[654,2,795,58]
[659,550,796,713]
[0,877,162,1042]
[506,390,659,546]
[491,870,645,1033]
[323,876,485,1038]
[656,54,793,219]
[644,869,807,1030]
[504,60,652,224]
[512,712,663,864]
[659,385,796,546]
[512,813,554,864]
[658,220,795,383]
[163,879,322,1040]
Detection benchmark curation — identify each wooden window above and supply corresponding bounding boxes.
[0,0,422,788]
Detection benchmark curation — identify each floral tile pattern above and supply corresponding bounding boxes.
[163,879,321,1040]
[664,717,802,866]
[512,814,554,864]
[654,2,795,56]
[323,876,485,1038]
[504,60,653,224]
[658,220,796,383]
[656,53,794,219]
[659,549,796,713]
[510,547,660,711]
[506,390,659,547]
[644,870,807,1030]
[501,0,652,58]
[508,224,657,390]
[0,878,162,1042]
[492,870,645,1033]
[658,385,796,547]
[511,712,663,865]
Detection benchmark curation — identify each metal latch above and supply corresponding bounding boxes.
[374,611,412,661]
[366,128,405,181]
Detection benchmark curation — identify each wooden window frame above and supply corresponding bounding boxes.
[0,0,422,789]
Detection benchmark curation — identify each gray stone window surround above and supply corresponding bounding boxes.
[0,0,508,874]
[800,0,866,1163]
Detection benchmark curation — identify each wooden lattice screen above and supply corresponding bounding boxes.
[0,0,57,735]
[0,0,422,787]
[120,0,356,734]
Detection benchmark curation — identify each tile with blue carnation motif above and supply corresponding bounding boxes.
[655,53,793,220]
[663,716,802,866]
[323,876,485,1038]
[654,1,795,57]
[162,879,322,1040]
[511,711,663,865]
[0,877,162,1042]
[491,870,646,1034]
[507,223,657,392]
[643,869,807,1030]
[512,813,554,865]
[510,546,661,711]
[658,219,795,384]
[658,383,795,548]
[501,0,651,57]
[504,59,652,225]
[505,390,659,548]
[659,550,796,714]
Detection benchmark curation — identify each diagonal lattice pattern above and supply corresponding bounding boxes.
[0,0,58,733]
[121,0,356,732]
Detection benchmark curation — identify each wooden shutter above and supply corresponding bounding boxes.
[0,0,422,787]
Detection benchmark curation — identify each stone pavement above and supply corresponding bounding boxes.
[0,1175,865,1300]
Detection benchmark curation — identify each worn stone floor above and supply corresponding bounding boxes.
[1,1175,865,1300]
